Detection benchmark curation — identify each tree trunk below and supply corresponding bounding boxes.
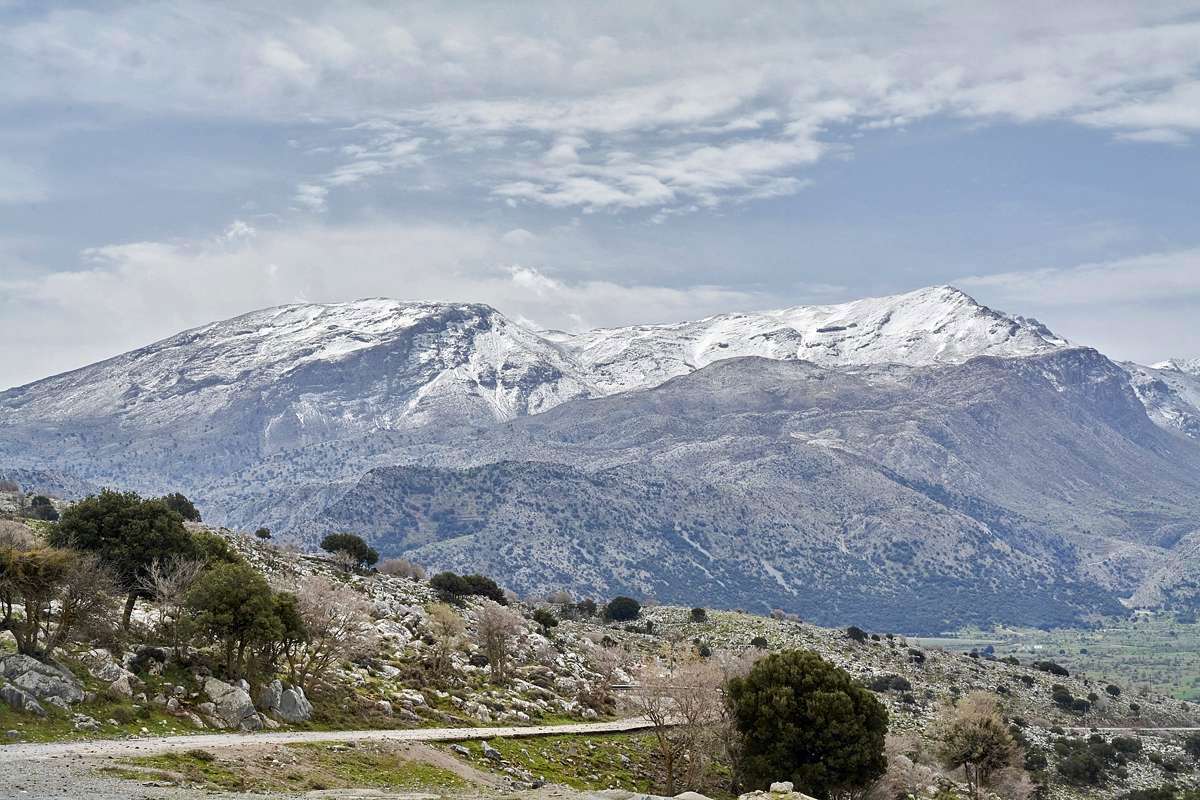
[122,591,137,630]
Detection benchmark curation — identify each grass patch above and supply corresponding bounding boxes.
[118,742,469,794]
[450,732,659,793]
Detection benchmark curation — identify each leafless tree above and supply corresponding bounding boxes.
[284,575,377,692]
[475,599,523,684]
[379,558,425,580]
[0,520,37,550]
[629,659,726,795]
[138,556,206,658]
[426,602,465,678]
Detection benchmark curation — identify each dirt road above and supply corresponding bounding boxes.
[1,717,654,762]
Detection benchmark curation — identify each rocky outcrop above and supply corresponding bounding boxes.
[0,683,45,717]
[0,655,83,713]
[255,678,313,723]
[203,676,264,730]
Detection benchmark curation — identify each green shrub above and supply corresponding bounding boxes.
[603,596,640,622]
[319,533,378,570]
[727,649,887,798]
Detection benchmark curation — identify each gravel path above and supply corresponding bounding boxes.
[2,717,653,762]
[0,718,653,800]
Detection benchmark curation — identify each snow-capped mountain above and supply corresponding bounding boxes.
[6,284,1200,630]
[0,285,1069,441]
[547,285,1069,394]
[0,299,592,444]
[1124,360,1200,440]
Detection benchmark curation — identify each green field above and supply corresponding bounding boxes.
[932,614,1200,701]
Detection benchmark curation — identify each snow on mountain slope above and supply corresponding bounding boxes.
[1127,359,1200,439]
[0,299,592,436]
[546,285,1069,394]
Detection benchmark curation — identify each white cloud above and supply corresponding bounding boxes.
[2,4,1198,215]
[958,248,1200,307]
[958,248,1200,362]
[0,221,766,389]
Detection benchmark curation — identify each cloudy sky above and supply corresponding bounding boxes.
[2,1,1199,389]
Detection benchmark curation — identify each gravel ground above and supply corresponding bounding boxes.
[0,720,653,800]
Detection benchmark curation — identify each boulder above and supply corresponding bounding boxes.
[10,663,84,705]
[72,713,101,732]
[482,740,503,761]
[107,676,135,700]
[203,677,258,729]
[276,685,313,723]
[769,784,794,795]
[1,683,46,717]
[257,679,283,712]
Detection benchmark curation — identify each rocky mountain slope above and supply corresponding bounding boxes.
[4,287,1200,630]
[302,350,1200,630]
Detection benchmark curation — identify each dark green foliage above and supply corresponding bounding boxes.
[1106,684,1122,697]
[52,489,198,627]
[1054,735,1125,786]
[1183,732,1200,761]
[254,527,272,540]
[1033,660,1069,676]
[319,532,379,570]
[429,571,507,604]
[1001,655,1020,666]
[161,492,202,522]
[185,561,283,678]
[1122,789,1180,800]
[726,649,888,799]
[604,596,641,622]
[1024,748,1048,772]
[690,607,707,623]
[1112,736,1142,754]
[907,647,926,664]
[697,641,712,658]
[28,495,58,521]
[750,635,769,649]
[869,674,912,692]
[191,529,242,565]
[846,625,867,643]
[575,598,598,617]
[532,608,558,633]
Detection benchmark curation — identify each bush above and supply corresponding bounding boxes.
[750,635,769,649]
[727,649,887,798]
[532,608,558,633]
[1033,660,1070,677]
[575,598,598,617]
[1112,736,1142,754]
[27,495,58,521]
[1184,731,1200,760]
[1106,684,1122,697]
[604,596,641,622]
[869,674,912,692]
[689,607,707,623]
[846,625,868,643]
[378,558,425,580]
[161,492,202,522]
[318,533,379,570]
[254,527,272,540]
[429,571,507,604]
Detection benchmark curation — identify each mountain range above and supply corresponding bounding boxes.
[4,286,1200,632]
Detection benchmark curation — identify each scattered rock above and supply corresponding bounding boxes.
[482,740,504,761]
